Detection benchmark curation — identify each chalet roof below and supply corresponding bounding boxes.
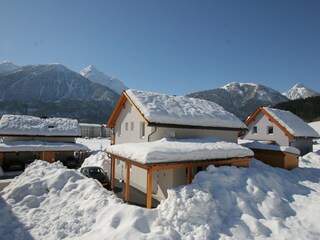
[107,137,254,164]
[0,114,81,137]
[108,89,246,130]
[246,107,319,138]
[0,140,89,152]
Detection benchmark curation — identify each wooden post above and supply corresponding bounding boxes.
[187,167,192,184]
[0,153,4,168]
[146,169,153,209]
[125,162,131,202]
[111,156,115,190]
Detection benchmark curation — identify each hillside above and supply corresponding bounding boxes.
[273,96,320,122]
[187,82,288,120]
[0,61,19,73]
[0,64,119,123]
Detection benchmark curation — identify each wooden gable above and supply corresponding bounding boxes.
[245,106,295,140]
[107,91,149,128]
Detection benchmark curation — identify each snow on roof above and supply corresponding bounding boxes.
[239,139,300,155]
[79,123,103,128]
[309,121,320,136]
[0,140,90,152]
[107,138,253,164]
[264,107,320,138]
[126,89,246,129]
[0,114,81,136]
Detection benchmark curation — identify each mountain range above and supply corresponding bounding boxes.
[0,62,124,123]
[0,60,318,123]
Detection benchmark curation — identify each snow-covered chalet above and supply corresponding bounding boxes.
[0,114,89,171]
[107,89,253,208]
[243,107,319,155]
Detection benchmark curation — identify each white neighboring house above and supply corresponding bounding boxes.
[243,107,320,155]
[107,89,250,202]
[0,114,89,170]
[79,123,110,138]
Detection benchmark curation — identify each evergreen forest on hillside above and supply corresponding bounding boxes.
[274,96,320,122]
[0,100,113,124]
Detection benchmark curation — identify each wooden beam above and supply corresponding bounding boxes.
[108,154,151,170]
[146,169,153,209]
[125,162,131,202]
[111,156,115,190]
[187,167,192,184]
[149,157,253,171]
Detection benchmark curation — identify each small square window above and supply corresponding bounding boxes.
[252,126,257,134]
[267,126,273,135]
[131,122,134,131]
[125,122,128,131]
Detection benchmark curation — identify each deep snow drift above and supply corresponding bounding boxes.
[1,139,320,239]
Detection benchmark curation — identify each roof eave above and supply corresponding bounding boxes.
[147,122,247,131]
[0,134,80,138]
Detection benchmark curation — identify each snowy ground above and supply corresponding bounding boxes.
[1,138,320,239]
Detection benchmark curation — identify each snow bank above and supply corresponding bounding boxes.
[0,160,165,240]
[157,158,320,239]
[0,114,81,136]
[239,139,300,155]
[1,160,123,239]
[1,142,320,239]
[126,89,246,129]
[107,138,254,164]
[264,107,319,138]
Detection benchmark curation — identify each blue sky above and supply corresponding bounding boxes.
[1,0,319,95]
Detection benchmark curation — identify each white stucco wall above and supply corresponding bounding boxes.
[243,111,289,146]
[149,127,238,143]
[113,101,242,201]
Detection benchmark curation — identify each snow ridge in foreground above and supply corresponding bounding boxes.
[1,155,320,239]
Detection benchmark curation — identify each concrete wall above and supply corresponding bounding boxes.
[243,111,289,146]
[114,101,151,144]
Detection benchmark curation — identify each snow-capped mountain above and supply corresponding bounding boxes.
[187,82,289,120]
[0,61,19,73]
[0,63,120,123]
[80,65,127,94]
[283,83,320,100]
[0,63,118,102]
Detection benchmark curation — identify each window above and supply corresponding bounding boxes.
[125,122,128,131]
[267,126,273,135]
[252,126,257,134]
[140,122,145,138]
[118,125,121,136]
[131,122,134,131]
